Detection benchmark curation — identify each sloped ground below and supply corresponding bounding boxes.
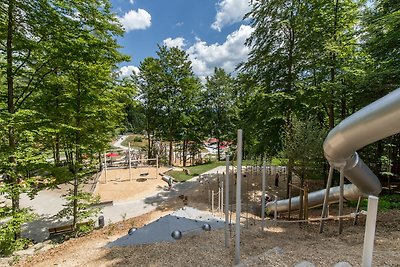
[10,208,400,267]
[5,167,400,266]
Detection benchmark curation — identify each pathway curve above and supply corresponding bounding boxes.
[21,165,225,243]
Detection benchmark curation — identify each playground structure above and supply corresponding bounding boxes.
[266,88,400,225]
[102,149,159,183]
[92,89,400,265]
[180,89,400,265]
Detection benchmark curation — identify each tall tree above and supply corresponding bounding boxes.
[242,0,312,195]
[134,46,200,165]
[0,0,127,244]
[0,0,66,243]
[36,0,127,229]
[202,68,236,161]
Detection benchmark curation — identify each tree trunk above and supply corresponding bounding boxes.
[168,139,173,166]
[7,0,21,240]
[147,131,152,159]
[54,134,60,165]
[72,74,82,230]
[217,139,221,161]
[329,0,339,130]
[182,139,187,167]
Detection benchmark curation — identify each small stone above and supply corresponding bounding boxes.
[334,262,353,267]
[294,261,316,267]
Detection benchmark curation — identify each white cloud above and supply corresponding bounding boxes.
[129,0,134,4]
[212,0,252,31]
[187,25,254,80]
[119,65,140,78]
[118,9,151,32]
[163,37,186,49]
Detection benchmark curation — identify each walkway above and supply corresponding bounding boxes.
[21,166,224,243]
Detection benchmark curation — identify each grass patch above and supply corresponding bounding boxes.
[120,134,147,148]
[165,161,226,182]
[347,194,400,211]
[166,171,192,182]
[166,158,289,182]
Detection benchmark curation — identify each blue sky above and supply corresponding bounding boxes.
[110,0,254,80]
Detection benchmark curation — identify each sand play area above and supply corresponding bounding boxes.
[94,167,171,202]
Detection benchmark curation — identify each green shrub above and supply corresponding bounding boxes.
[347,194,400,211]
[133,136,142,142]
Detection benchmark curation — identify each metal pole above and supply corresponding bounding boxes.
[261,159,266,232]
[319,166,334,233]
[304,183,309,221]
[274,195,278,222]
[225,154,230,248]
[211,190,214,212]
[339,166,345,234]
[362,196,379,267]
[128,143,132,181]
[235,129,243,265]
[104,153,107,184]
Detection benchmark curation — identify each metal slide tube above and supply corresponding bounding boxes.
[324,88,400,195]
[268,88,400,212]
[267,184,363,212]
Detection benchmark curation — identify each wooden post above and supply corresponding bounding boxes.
[156,155,159,179]
[211,190,214,212]
[339,166,345,234]
[261,160,266,231]
[354,196,362,225]
[288,184,292,219]
[299,190,304,220]
[225,154,230,247]
[221,181,224,211]
[304,183,309,221]
[235,129,243,265]
[128,143,132,181]
[274,194,278,222]
[319,166,334,233]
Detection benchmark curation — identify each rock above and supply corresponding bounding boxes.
[14,248,35,256]
[334,262,353,267]
[234,247,284,266]
[294,260,316,267]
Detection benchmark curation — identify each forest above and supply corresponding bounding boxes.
[1,0,399,256]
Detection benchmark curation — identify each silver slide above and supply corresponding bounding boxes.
[267,88,400,212]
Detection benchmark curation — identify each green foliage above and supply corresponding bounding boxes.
[132,45,202,162]
[120,135,146,148]
[347,194,400,211]
[0,207,35,256]
[282,116,326,184]
[57,190,100,228]
[201,68,237,160]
